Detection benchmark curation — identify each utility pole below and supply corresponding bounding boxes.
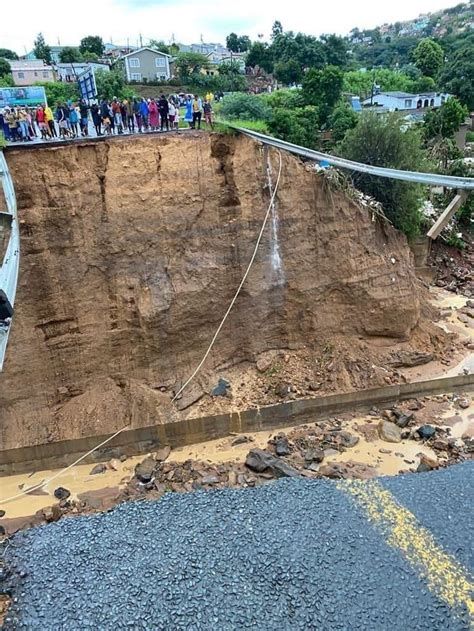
[139,33,143,48]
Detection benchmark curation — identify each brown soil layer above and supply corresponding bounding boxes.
[1,133,450,450]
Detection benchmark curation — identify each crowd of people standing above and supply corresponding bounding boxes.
[0,93,215,142]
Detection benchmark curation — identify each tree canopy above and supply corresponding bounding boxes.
[340,112,426,238]
[412,38,444,78]
[34,33,52,64]
[0,49,18,60]
[423,98,468,140]
[226,33,251,53]
[79,36,104,57]
[0,59,11,78]
[59,47,82,63]
[439,43,474,110]
[174,52,209,76]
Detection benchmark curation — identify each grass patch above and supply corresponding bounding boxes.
[215,118,269,134]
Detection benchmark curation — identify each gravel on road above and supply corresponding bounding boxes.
[3,462,473,630]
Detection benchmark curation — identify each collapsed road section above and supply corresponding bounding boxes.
[0,132,465,452]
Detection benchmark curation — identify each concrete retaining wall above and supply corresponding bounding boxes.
[0,374,472,476]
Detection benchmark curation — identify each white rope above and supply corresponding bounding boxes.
[172,149,283,402]
[0,149,283,506]
[0,425,129,505]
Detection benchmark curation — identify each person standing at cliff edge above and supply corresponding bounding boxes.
[191,94,202,130]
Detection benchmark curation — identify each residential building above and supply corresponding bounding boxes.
[9,60,56,86]
[362,91,451,111]
[56,62,110,83]
[121,47,171,82]
[24,46,68,64]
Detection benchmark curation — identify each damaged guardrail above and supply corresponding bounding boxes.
[0,151,19,371]
[230,125,474,190]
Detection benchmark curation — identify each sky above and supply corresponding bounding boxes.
[0,0,466,55]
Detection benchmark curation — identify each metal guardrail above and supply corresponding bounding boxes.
[0,151,19,371]
[231,126,474,190]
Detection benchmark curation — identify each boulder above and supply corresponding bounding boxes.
[245,449,300,478]
[256,356,272,373]
[90,463,107,475]
[54,487,71,501]
[395,412,414,428]
[107,458,121,471]
[378,420,402,443]
[135,456,156,483]
[338,432,359,448]
[275,382,292,398]
[200,474,219,485]
[155,446,171,462]
[303,447,324,464]
[275,436,291,457]
[231,435,254,446]
[417,454,438,473]
[389,351,433,368]
[417,425,436,440]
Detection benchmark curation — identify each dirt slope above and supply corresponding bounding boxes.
[0,133,445,449]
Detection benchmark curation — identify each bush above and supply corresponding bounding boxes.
[340,112,428,239]
[38,81,80,105]
[261,89,304,110]
[220,93,272,121]
[328,102,358,143]
[267,105,319,148]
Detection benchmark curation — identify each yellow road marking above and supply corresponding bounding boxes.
[337,479,474,621]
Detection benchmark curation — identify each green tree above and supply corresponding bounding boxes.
[268,105,319,148]
[320,34,348,68]
[174,52,209,76]
[439,44,474,109]
[59,47,83,63]
[225,33,251,53]
[274,60,302,85]
[246,42,274,73]
[79,36,104,57]
[34,33,52,64]
[95,69,129,100]
[328,102,358,143]
[271,32,326,71]
[0,49,18,60]
[340,112,427,238]
[39,81,80,105]
[218,60,242,76]
[148,40,170,54]
[412,38,444,78]
[302,65,344,123]
[423,98,468,140]
[0,59,11,78]
[271,21,283,39]
[220,93,272,121]
[412,75,436,92]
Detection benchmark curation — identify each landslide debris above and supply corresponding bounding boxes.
[1,133,451,450]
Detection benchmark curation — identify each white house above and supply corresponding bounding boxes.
[55,62,110,83]
[121,47,171,82]
[362,91,451,111]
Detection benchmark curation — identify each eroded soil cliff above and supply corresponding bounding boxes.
[0,133,446,449]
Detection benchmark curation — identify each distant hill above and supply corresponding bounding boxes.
[349,1,473,44]
[348,2,473,68]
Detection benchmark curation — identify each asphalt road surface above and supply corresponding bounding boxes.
[3,462,473,630]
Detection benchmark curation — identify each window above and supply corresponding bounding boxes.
[34,71,38,77]
[423,99,429,108]
[155,57,165,67]
[404,99,412,108]
[131,73,142,81]
[18,72,25,78]
[42,71,49,78]
[156,73,166,80]
[129,58,140,68]
[429,98,434,107]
